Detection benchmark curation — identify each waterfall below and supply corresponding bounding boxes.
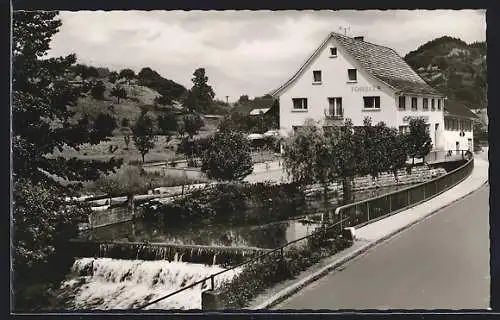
[76,241,269,267]
[59,257,242,310]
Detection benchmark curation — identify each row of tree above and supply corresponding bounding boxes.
[126,110,205,162]
[282,117,432,206]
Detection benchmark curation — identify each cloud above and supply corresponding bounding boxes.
[44,10,486,101]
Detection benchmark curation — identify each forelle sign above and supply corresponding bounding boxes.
[403,116,429,122]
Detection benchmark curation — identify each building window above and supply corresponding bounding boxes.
[437,99,442,110]
[398,96,406,109]
[399,125,409,134]
[292,98,308,110]
[461,120,472,132]
[330,47,337,56]
[465,120,472,131]
[348,69,357,82]
[327,97,343,118]
[423,98,429,110]
[313,70,322,83]
[431,99,435,111]
[426,124,430,134]
[411,97,418,110]
[363,96,380,109]
[444,118,450,130]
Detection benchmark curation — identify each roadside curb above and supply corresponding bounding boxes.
[252,177,488,310]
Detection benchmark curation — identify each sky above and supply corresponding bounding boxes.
[46,10,486,102]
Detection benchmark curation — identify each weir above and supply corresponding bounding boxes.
[60,257,242,310]
[69,240,272,266]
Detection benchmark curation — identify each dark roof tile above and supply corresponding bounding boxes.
[332,33,443,96]
[444,100,479,119]
[271,32,444,97]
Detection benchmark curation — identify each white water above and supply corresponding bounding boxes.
[60,257,241,310]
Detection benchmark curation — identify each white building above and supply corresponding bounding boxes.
[269,32,478,152]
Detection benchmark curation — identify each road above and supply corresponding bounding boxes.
[274,184,490,310]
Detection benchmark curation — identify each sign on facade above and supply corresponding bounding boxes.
[403,116,429,123]
[351,86,380,92]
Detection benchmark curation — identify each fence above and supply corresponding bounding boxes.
[136,216,349,310]
[335,150,474,230]
[136,149,475,310]
[424,149,473,164]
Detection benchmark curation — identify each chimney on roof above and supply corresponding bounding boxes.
[354,36,364,41]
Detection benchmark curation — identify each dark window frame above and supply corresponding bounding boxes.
[398,96,406,109]
[327,97,343,117]
[363,96,381,109]
[292,98,308,110]
[313,70,322,83]
[411,97,418,110]
[423,98,429,110]
[348,69,357,82]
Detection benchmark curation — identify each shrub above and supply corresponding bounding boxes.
[141,182,306,227]
[216,232,353,309]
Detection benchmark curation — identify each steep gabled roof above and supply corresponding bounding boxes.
[444,100,479,120]
[270,32,443,97]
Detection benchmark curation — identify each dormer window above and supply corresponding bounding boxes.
[348,69,357,82]
[313,70,322,83]
[330,47,337,57]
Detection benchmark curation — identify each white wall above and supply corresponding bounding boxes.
[395,97,445,150]
[275,37,460,152]
[278,37,397,135]
[442,117,474,151]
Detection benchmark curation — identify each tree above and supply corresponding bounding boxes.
[90,80,106,100]
[239,95,250,103]
[119,68,136,83]
[406,118,432,164]
[108,71,119,83]
[158,112,178,142]
[388,131,409,181]
[183,113,204,139]
[12,11,121,310]
[188,68,215,113]
[110,85,127,103]
[121,117,130,128]
[355,118,396,180]
[132,112,157,163]
[124,134,131,150]
[201,129,253,181]
[283,119,363,204]
[93,113,117,136]
[282,120,340,210]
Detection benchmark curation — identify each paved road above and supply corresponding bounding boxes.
[275,184,490,310]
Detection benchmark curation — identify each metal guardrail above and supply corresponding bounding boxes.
[424,149,473,163]
[136,216,349,310]
[137,149,475,310]
[335,150,474,230]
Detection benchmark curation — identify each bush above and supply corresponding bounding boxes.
[216,233,353,309]
[141,182,306,227]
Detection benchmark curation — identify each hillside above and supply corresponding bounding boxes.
[404,36,487,109]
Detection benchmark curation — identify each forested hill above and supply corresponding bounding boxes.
[404,36,487,109]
